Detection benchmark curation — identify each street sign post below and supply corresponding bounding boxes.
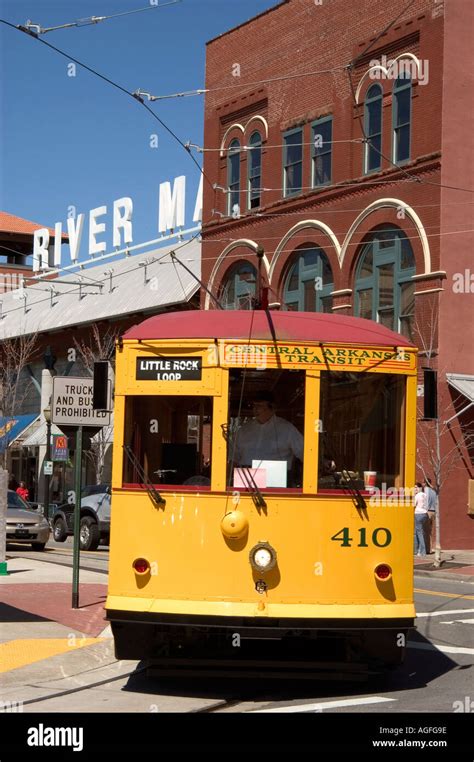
[51,376,111,609]
[72,427,82,609]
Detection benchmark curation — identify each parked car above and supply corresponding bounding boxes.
[51,484,111,551]
[6,490,51,551]
[27,501,60,516]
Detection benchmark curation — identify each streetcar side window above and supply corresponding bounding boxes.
[122,396,212,488]
[318,372,405,490]
[226,369,305,489]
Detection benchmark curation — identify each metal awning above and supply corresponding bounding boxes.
[447,374,474,401]
[0,414,38,453]
[446,373,474,424]
[22,420,65,447]
[0,239,200,341]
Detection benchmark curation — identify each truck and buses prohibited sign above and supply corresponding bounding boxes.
[51,377,111,426]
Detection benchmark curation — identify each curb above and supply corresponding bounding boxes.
[414,569,474,583]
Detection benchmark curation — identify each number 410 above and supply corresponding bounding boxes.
[331,527,392,547]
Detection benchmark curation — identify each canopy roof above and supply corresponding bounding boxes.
[124,310,415,347]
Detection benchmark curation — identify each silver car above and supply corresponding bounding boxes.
[6,490,51,551]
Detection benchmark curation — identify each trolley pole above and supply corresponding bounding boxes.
[72,426,83,609]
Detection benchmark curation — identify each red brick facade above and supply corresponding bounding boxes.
[201,0,474,548]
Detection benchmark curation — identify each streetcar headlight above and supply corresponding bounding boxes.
[249,541,277,573]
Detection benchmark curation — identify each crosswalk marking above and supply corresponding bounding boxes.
[0,638,105,673]
[250,696,396,713]
[416,608,474,618]
[409,642,474,655]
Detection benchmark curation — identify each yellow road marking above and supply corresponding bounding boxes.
[0,638,105,673]
[414,588,474,600]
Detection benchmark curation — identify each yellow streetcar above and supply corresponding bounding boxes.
[106,310,417,672]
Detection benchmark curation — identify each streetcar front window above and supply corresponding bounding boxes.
[122,396,212,487]
[318,372,405,491]
[227,369,305,489]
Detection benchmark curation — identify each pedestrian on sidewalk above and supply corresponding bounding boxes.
[414,482,429,557]
[423,477,438,553]
[16,481,29,501]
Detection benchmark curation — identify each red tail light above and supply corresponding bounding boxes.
[133,558,150,575]
[375,564,392,580]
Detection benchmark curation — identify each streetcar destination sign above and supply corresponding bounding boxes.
[52,377,111,426]
[136,357,202,381]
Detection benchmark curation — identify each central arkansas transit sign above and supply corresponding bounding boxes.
[52,377,111,426]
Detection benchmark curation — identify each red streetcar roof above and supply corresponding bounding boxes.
[123,310,415,347]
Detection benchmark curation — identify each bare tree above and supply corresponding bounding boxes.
[73,323,118,374]
[413,300,473,566]
[0,333,39,469]
[73,324,119,485]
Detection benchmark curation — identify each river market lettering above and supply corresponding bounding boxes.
[32,175,202,272]
[224,345,410,366]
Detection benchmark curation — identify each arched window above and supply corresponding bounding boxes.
[364,84,383,173]
[227,139,241,216]
[247,131,262,210]
[393,73,412,164]
[354,225,415,339]
[283,245,333,313]
[220,261,257,310]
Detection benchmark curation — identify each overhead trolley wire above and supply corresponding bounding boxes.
[18,1,181,35]
[0,18,214,193]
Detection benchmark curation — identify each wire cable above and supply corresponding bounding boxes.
[0,18,214,193]
[19,1,181,35]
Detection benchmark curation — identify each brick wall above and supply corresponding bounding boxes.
[201,0,474,548]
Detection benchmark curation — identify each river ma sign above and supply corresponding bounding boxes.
[33,175,202,272]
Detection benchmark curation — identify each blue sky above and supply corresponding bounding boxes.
[0,0,276,261]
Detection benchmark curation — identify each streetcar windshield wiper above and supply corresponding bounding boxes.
[235,466,267,510]
[123,445,166,507]
[340,469,367,511]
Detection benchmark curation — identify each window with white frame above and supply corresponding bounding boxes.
[393,73,412,164]
[364,85,383,173]
[227,139,241,215]
[283,128,303,196]
[312,117,332,186]
[247,131,262,210]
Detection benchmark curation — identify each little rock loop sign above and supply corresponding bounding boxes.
[32,174,203,273]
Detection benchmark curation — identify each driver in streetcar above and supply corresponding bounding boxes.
[233,390,304,478]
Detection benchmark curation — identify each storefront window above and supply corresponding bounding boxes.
[220,261,257,310]
[283,245,333,313]
[354,225,415,338]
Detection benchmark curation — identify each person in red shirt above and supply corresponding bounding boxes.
[16,481,29,501]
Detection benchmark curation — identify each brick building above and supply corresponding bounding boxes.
[201,0,474,547]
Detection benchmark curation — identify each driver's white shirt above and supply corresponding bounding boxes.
[233,415,304,468]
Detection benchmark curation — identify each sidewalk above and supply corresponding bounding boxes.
[413,549,474,582]
[0,555,110,681]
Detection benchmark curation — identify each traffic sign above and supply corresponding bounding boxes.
[52,434,69,461]
[44,461,53,475]
[52,377,111,426]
